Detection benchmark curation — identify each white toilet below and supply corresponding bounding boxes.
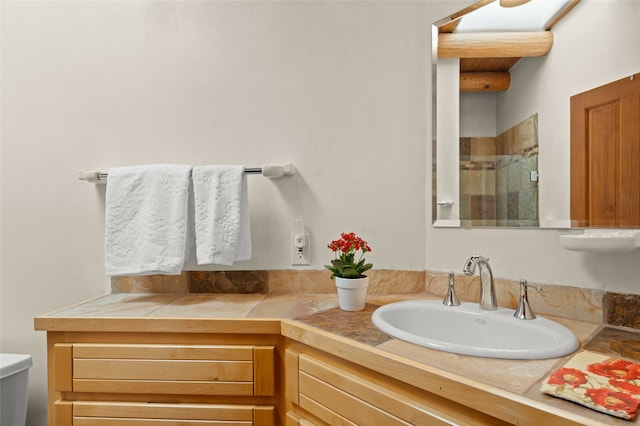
[0,353,32,426]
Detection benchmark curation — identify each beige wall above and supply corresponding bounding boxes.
[1,2,427,423]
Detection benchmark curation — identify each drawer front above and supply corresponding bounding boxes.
[285,410,322,426]
[55,344,274,396]
[288,351,464,426]
[55,401,274,426]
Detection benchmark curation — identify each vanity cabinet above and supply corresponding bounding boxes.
[45,333,277,426]
[36,295,597,426]
[54,401,273,425]
[284,346,510,426]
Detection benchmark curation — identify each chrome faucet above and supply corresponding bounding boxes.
[442,271,460,306]
[463,255,497,311]
[514,279,542,320]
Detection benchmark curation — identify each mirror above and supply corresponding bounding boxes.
[432,0,640,229]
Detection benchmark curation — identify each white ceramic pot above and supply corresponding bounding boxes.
[335,276,369,311]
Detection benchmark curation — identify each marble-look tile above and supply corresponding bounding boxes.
[519,156,538,191]
[469,169,496,195]
[106,268,614,329]
[459,193,470,221]
[268,270,336,294]
[470,194,496,220]
[367,293,437,305]
[150,294,266,318]
[51,293,184,317]
[605,293,640,329]
[549,316,601,345]
[519,283,603,324]
[519,187,538,221]
[514,114,537,153]
[367,270,425,295]
[189,271,267,294]
[111,273,190,293]
[426,271,480,303]
[268,269,425,296]
[296,304,392,346]
[426,271,603,324]
[584,327,640,361]
[470,137,496,157]
[460,137,471,157]
[248,294,339,319]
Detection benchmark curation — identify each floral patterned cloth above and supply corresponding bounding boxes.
[541,350,640,420]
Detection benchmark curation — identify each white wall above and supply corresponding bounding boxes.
[1,2,426,424]
[460,92,496,137]
[435,57,460,225]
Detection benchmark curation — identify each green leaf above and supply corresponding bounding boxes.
[360,263,373,273]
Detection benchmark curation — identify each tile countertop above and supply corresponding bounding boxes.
[35,292,638,426]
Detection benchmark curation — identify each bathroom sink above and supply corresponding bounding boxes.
[371,300,579,360]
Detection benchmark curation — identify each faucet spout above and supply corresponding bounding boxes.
[463,254,497,311]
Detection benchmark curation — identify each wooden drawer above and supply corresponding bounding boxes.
[286,410,321,426]
[285,349,510,426]
[55,343,274,396]
[55,401,274,426]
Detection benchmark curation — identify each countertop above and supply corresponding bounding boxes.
[35,292,639,426]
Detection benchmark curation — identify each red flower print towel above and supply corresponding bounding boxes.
[541,351,640,420]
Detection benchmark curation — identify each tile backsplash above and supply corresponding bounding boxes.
[604,293,640,329]
[112,269,425,295]
[111,269,639,329]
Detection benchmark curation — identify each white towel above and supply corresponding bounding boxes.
[104,164,193,276]
[192,165,252,265]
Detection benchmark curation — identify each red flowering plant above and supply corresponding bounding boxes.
[325,232,373,279]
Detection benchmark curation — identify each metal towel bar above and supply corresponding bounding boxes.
[78,163,295,183]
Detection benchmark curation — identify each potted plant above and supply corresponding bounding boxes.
[325,232,373,311]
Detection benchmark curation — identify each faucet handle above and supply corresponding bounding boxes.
[443,271,461,306]
[514,279,542,320]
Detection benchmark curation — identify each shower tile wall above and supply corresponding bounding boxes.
[460,137,496,226]
[498,114,539,227]
[460,114,539,227]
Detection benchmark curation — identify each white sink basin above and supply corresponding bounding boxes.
[371,300,579,360]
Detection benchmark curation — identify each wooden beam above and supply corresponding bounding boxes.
[438,17,462,34]
[460,72,511,92]
[438,32,553,58]
[433,0,495,28]
[546,0,581,30]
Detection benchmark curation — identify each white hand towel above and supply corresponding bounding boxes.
[192,165,252,265]
[104,164,193,276]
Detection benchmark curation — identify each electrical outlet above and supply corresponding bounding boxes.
[291,233,310,265]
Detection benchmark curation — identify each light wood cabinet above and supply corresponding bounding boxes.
[54,343,274,396]
[55,400,273,425]
[285,347,510,426]
[37,308,592,426]
[46,334,277,426]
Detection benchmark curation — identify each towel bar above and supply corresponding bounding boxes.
[78,164,295,184]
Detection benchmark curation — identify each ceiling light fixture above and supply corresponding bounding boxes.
[500,0,532,7]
